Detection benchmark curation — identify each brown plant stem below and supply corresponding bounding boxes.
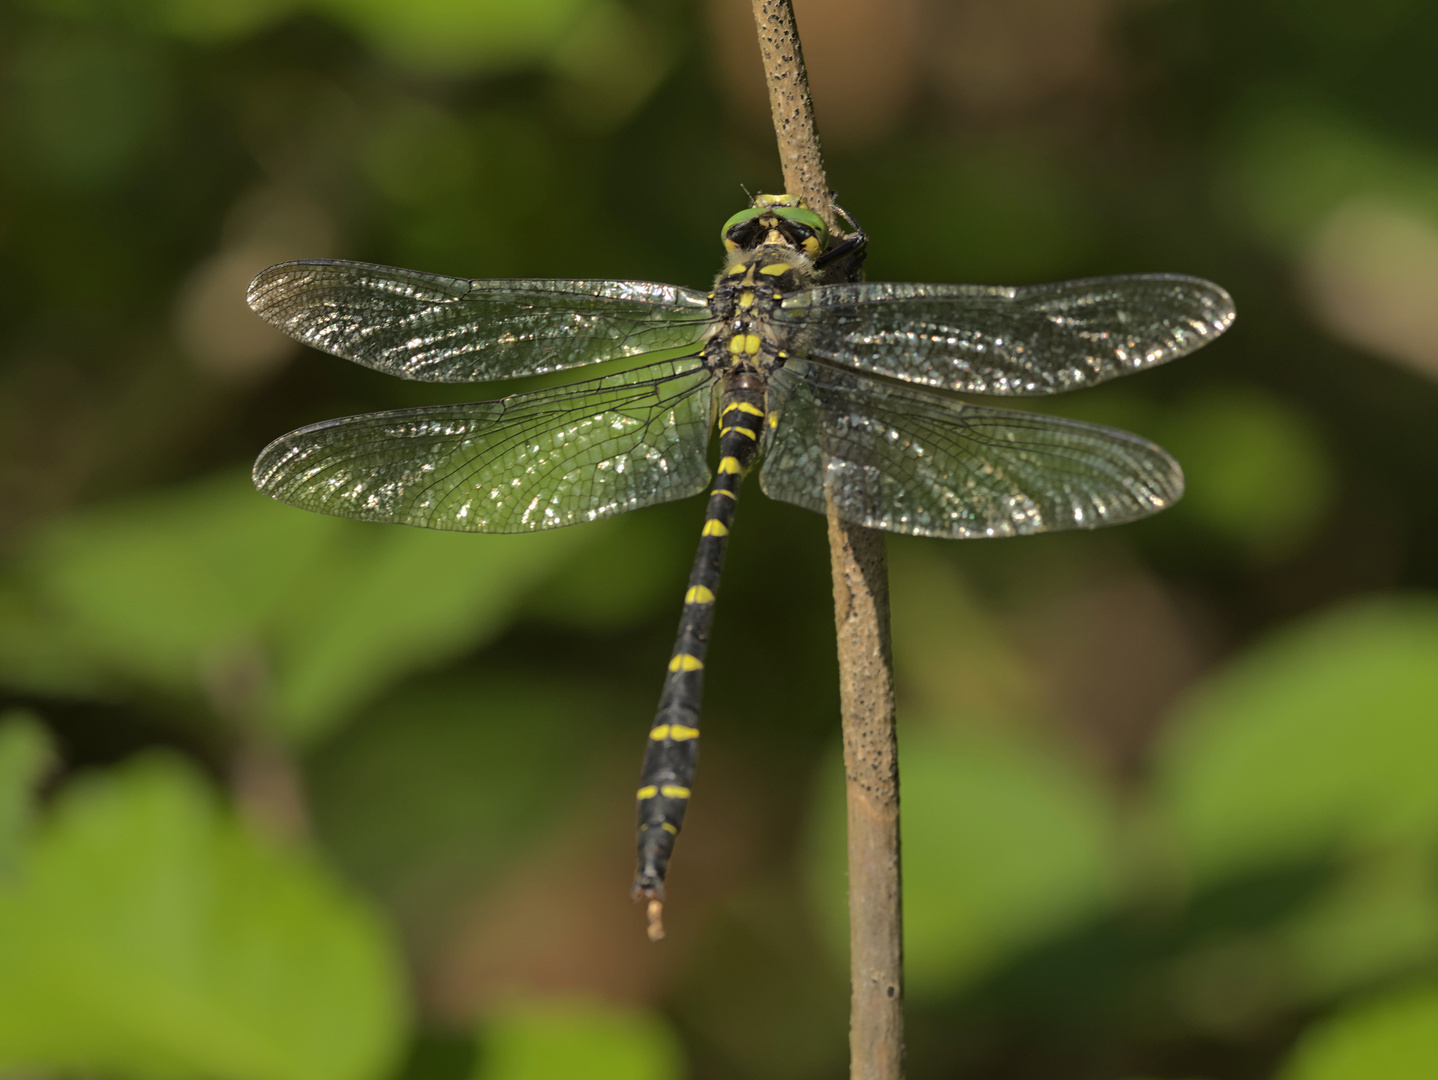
[750,4,904,1078]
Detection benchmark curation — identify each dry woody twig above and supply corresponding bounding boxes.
[749,3,905,1078]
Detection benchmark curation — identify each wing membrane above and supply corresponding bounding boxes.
[773,274,1233,395]
[254,359,718,532]
[760,359,1182,539]
[248,260,713,383]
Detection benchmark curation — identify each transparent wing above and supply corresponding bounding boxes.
[771,274,1234,395]
[760,359,1182,539]
[254,359,718,533]
[248,259,714,383]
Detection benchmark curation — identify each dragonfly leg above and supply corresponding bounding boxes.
[814,200,868,279]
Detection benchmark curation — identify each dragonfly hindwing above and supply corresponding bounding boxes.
[760,357,1183,538]
[254,359,718,532]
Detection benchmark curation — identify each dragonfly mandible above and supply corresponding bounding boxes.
[248,194,1234,939]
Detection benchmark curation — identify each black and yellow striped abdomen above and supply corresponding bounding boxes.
[633,381,768,936]
[632,234,820,939]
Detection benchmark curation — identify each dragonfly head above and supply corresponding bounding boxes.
[721,194,829,260]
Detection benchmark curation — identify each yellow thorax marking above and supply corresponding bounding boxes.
[702,518,729,536]
[717,456,743,474]
[760,263,789,276]
[728,333,746,354]
[727,262,749,278]
[669,653,703,672]
[636,785,658,799]
[685,585,715,603]
[737,290,754,309]
[767,412,778,428]
[660,785,691,799]
[723,402,765,418]
[743,333,761,355]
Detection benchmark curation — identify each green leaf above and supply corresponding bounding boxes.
[13,0,300,43]
[0,709,56,876]
[473,999,683,1080]
[6,30,171,189]
[22,0,596,68]
[1276,984,1438,1080]
[1158,386,1333,560]
[308,675,612,900]
[315,0,595,74]
[1223,93,1438,251]
[0,754,408,1080]
[0,472,593,745]
[887,543,1045,724]
[14,473,335,699]
[806,723,1121,999]
[521,512,689,630]
[854,144,1098,283]
[1155,596,1438,881]
[265,509,590,743]
[1281,850,1438,1000]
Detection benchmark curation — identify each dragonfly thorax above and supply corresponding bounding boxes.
[717,243,817,292]
[704,243,815,379]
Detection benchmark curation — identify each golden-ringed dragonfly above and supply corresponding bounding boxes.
[249,194,1234,939]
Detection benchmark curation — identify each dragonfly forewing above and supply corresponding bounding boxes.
[254,359,718,532]
[760,358,1183,539]
[248,260,714,383]
[774,274,1234,395]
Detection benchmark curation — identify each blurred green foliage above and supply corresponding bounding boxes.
[1157,385,1334,560]
[2,0,1437,1078]
[1224,95,1438,253]
[473,999,684,1080]
[0,709,55,874]
[0,750,406,1080]
[0,473,591,743]
[1158,598,1438,879]
[807,724,1121,999]
[1276,984,1438,1080]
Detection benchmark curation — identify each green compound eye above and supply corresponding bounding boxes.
[720,208,765,247]
[721,198,831,256]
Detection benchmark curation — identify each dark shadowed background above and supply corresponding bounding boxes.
[2,1,1437,1078]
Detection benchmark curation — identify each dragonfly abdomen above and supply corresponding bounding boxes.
[632,381,767,939]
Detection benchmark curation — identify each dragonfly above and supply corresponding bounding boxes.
[249,194,1234,939]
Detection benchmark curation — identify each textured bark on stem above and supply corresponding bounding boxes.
[749,3,904,1077]
[827,498,903,1080]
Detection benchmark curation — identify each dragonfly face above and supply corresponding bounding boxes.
[720,194,828,257]
[248,194,1234,938]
